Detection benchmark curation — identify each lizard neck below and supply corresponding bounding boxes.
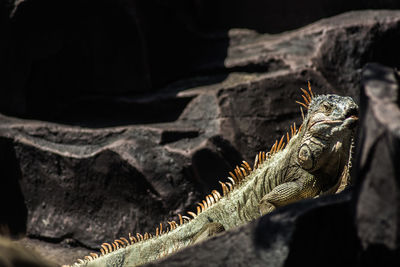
[235,132,303,223]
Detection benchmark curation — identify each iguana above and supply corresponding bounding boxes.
[69,83,358,267]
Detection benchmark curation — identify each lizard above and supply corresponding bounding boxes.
[69,83,358,267]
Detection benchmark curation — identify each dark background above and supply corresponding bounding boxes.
[1,0,400,121]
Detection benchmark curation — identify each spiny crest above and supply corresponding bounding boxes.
[70,123,300,266]
[295,81,315,110]
[71,83,312,266]
[253,121,300,169]
[177,83,309,231]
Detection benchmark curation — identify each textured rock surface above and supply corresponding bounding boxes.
[144,63,400,267]
[0,236,56,267]
[1,6,400,266]
[355,63,400,265]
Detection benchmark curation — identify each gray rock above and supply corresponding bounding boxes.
[0,236,56,267]
[355,63,400,265]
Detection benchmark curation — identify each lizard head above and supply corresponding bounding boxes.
[297,94,358,178]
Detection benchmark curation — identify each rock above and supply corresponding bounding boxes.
[355,63,400,265]
[17,237,91,266]
[0,120,221,247]
[314,11,400,100]
[1,8,400,265]
[0,236,56,267]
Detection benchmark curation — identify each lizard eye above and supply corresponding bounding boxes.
[298,145,313,170]
[321,102,332,114]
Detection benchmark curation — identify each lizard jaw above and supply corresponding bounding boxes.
[342,115,358,129]
[308,115,358,131]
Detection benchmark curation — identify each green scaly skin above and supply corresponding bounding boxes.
[72,92,358,267]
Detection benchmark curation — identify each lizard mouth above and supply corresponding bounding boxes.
[309,115,358,130]
[308,119,342,130]
[342,115,358,129]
